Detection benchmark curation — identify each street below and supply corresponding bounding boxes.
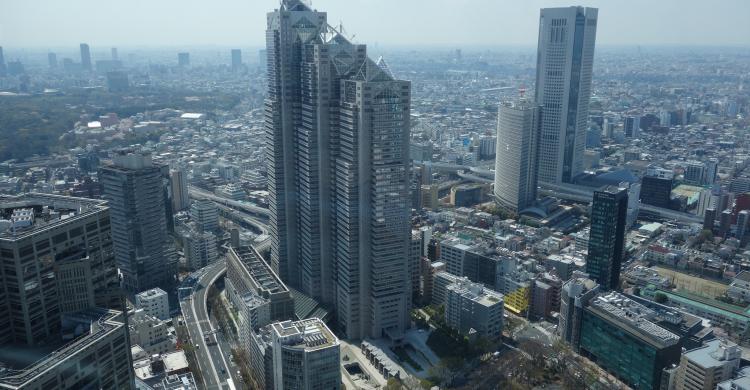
[179,261,239,389]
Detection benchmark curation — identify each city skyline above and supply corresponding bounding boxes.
[3,0,750,48]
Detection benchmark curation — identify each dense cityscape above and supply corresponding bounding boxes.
[0,1,749,389]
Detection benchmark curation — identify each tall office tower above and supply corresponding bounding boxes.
[170,168,190,211]
[99,150,174,293]
[586,185,628,291]
[494,100,541,213]
[706,158,719,185]
[0,194,133,389]
[250,318,340,390]
[111,47,118,60]
[265,0,411,339]
[48,52,58,68]
[624,115,640,138]
[231,48,242,70]
[80,43,92,70]
[0,46,6,76]
[535,7,598,184]
[177,52,190,67]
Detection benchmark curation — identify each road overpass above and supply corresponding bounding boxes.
[539,182,703,224]
[189,187,270,219]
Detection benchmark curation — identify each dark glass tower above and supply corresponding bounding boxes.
[586,186,627,290]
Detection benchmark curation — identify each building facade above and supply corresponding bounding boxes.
[99,150,175,293]
[445,278,504,338]
[494,100,541,212]
[265,0,411,339]
[586,186,628,290]
[535,7,598,184]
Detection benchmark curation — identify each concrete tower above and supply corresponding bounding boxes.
[494,99,541,213]
[265,0,411,339]
[535,7,598,184]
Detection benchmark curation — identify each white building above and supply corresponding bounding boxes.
[494,100,540,212]
[250,318,341,390]
[135,287,170,320]
[128,309,175,355]
[675,339,740,390]
[446,278,504,338]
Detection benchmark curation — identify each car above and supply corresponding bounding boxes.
[195,344,200,349]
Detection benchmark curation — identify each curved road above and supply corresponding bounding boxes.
[180,261,237,389]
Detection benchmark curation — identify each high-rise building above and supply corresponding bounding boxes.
[586,186,628,291]
[494,99,541,213]
[0,194,122,344]
[190,199,218,232]
[535,7,598,184]
[177,52,190,67]
[170,169,190,211]
[0,194,133,389]
[624,115,640,138]
[111,47,119,60]
[47,52,57,68]
[231,49,242,70]
[265,0,411,339]
[0,46,6,76]
[80,43,92,70]
[99,150,175,293]
[250,318,340,390]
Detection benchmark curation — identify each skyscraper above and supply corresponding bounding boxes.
[535,7,598,184]
[99,150,175,293]
[80,43,92,70]
[111,47,119,60]
[48,52,58,68]
[586,185,628,290]
[265,0,411,339]
[170,168,190,211]
[494,99,541,213]
[177,52,190,67]
[231,48,242,70]
[0,194,133,389]
[0,46,6,76]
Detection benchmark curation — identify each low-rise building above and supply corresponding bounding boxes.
[675,338,740,390]
[445,278,504,338]
[135,287,170,321]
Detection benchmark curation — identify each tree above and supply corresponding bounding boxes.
[654,292,668,304]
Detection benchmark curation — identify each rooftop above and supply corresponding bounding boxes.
[230,246,287,295]
[588,292,680,347]
[683,339,740,369]
[0,309,124,387]
[0,193,107,241]
[271,318,338,351]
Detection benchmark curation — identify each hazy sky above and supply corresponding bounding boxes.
[2,0,749,48]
